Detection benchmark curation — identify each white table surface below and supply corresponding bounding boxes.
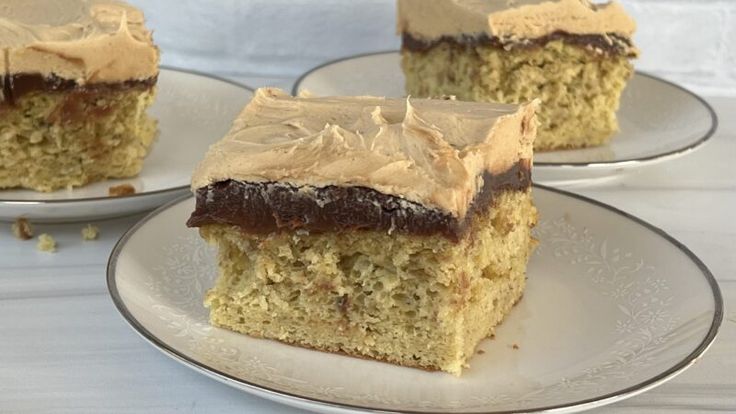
[1,77,734,413]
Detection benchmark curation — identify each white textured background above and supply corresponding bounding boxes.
[129,0,736,96]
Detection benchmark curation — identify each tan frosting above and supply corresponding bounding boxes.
[0,0,158,83]
[397,0,636,42]
[191,88,538,218]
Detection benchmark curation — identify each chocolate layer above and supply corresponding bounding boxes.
[0,75,7,104]
[0,73,157,106]
[187,160,531,242]
[402,31,635,57]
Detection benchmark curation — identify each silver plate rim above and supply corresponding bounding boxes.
[0,67,254,206]
[107,184,724,414]
[292,50,718,170]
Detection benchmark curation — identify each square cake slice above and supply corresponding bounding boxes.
[187,88,539,375]
[0,0,159,192]
[398,0,638,150]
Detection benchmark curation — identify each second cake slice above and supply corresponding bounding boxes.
[0,0,159,192]
[187,88,539,375]
[399,0,638,150]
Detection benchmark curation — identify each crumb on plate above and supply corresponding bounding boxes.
[108,184,136,197]
[512,344,519,350]
[37,233,57,252]
[12,218,33,240]
[81,224,100,241]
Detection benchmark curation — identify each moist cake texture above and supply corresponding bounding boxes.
[188,88,539,375]
[398,0,638,150]
[0,0,159,192]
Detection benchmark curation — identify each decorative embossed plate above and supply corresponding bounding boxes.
[0,68,253,223]
[108,186,723,414]
[293,51,718,184]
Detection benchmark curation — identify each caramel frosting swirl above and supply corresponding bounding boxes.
[397,0,636,43]
[0,0,158,83]
[191,88,538,218]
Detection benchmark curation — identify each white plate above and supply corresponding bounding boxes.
[293,51,717,184]
[0,68,253,223]
[108,187,722,414]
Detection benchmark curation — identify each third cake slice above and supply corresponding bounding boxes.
[0,0,159,192]
[399,0,638,150]
[187,88,539,375]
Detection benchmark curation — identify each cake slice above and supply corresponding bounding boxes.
[398,0,638,150]
[187,88,539,375]
[0,0,159,192]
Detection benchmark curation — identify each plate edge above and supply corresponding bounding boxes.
[291,51,719,170]
[0,66,255,205]
[106,185,725,414]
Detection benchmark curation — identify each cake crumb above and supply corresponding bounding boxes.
[81,224,100,241]
[11,218,33,240]
[476,349,485,355]
[108,184,136,197]
[512,344,519,350]
[37,233,57,252]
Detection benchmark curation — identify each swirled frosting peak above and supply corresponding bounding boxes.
[191,88,538,218]
[0,0,159,83]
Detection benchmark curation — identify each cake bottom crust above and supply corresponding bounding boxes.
[0,88,157,192]
[401,40,634,151]
[201,189,537,376]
